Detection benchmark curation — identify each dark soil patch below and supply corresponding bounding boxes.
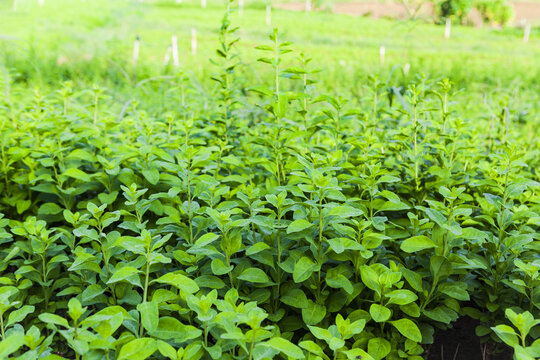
[426,317,513,360]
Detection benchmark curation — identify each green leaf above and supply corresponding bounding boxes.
[107,266,141,286]
[299,341,327,359]
[344,348,374,360]
[287,219,313,234]
[281,289,309,309]
[117,338,157,360]
[153,272,199,293]
[238,268,271,283]
[390,318,422,342]
[211,258,234,275]
[385,289,418,305]
[307,325,332,342]
[7,305,35,327]
[327,205,363,218]
[194,233,220,248]
[38,313,69,328]
[368,337,391,360]
[246,242,271,255]
[400,236,436,252]
[430,255,452,283]
[308,325,344,351]
[38,202,63,215]
[64,168,91,182]
[326,268,353,294]
[137,301,159,333]
[421,207,447,227]
[438,283,469,301]
[157,340,177,360]
[327,238,363,254]
[264,337,305,359]
[142,168,160,185]
[67,298,86,323]
[360,265,381,296]
[302,300,326,325]
[370,304,391,322]
[423,306,457,324]
[149,317,202,342]
[0,333,25,358]
[492,325,519,347]
[293,257,317,283]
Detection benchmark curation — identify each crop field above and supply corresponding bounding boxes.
[0,0,539,359]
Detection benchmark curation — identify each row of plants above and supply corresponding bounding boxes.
[0,2,539,359]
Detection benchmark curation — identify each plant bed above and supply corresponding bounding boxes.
[0,1,538,359]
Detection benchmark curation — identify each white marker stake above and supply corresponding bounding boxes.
[266,5,271,26]
[305,0,311,11]
[523,23,531,43]
[404,63,410,75]
[176,0,182,3]
[191,28,197,56]
[38,0,44,6]
[133,36,140,67]
[13,0,17,11]
[163,46,171,65]
[171,35,179,68]
[444,18,451,39]
[379,46,385,66]
[201,0,206,8]
[239,0,244,16]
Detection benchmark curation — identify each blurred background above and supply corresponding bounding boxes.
[0,0,538,114]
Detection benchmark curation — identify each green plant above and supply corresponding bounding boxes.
[0,0,538,359]
[436,0,474,24]
[492,309,540,360]
[475,0,514,25]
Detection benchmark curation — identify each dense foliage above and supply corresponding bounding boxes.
[0,2,539,360]
[436,0,514,25]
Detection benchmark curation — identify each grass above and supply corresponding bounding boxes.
[1,0,538,85]
[0,0,538,124]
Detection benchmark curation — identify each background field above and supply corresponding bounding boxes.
[1,0,538,91]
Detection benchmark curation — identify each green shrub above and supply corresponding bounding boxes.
[434,0,514,26]
[475,0,514,26]
[436,0,474,24]
[0,1,538,360]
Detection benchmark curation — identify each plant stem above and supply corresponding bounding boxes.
[140,254,151,338]
[0,313,4,340]
[317,194,323,300]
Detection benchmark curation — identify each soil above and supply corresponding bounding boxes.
[425,317,513,360]
[275,1,540,24]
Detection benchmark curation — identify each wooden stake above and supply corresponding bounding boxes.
[239,0,244,16]
[379,46,385,65]
[523,23,531,43]
[266,5,271,26]
[191,28,197,56]
[404,63,410,75]
[305,0,311,11]
[444,18,451,39]
[133,35,140,67]
[13,0,17,11]
[171,35,179,68]
[201,0,206,8]
[38,0,44,6]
